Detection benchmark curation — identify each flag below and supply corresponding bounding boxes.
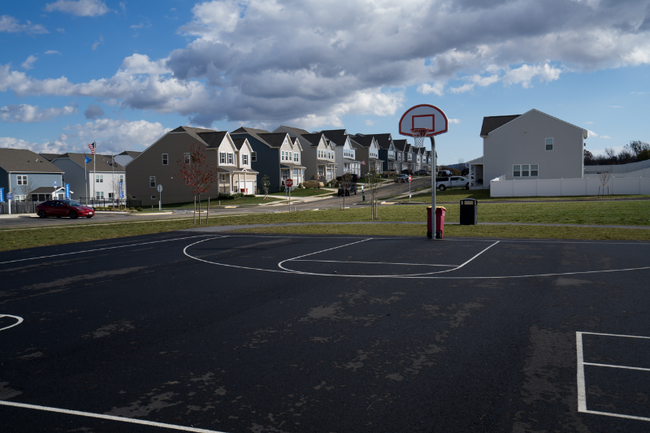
[88,142,96,155]
[85,155,92,164]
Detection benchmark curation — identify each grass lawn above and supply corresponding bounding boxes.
[269,188,337,198]
[2,200,650,252]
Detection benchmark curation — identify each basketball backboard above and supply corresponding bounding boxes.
[398,104,448,137]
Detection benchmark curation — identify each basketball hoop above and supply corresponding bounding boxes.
[411,127,429,148]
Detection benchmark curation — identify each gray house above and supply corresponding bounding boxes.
[0,148,64,203]
[50,153,126,203]
[320,129,360,178]
[274,126,336,183]
[350,134,382,176]
[231,127,304,192]
[473,109,588,184]
[127,126,257,205]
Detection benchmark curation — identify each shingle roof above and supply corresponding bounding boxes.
[54,153,125,171]
[393,139,407,152]
[480,115,520,137]
[231,137,249,151]
[320,129,348,146]
[360,133,392,149]
[0,148,64,173]
[300,133,325,147]
[351,134,375,148]
[196,131,229,148]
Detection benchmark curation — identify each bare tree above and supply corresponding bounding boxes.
[365,168,382,220]
[598,169,611,197]
[177,143,218,224]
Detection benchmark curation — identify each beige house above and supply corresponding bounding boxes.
[126,126,257,206]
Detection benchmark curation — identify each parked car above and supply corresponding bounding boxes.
[337,183,357,196]
[395,174,410,183]
[36,200,95,219]
[415,169,429,175]
[436,176,470,191]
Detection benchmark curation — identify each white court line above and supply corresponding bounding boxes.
[292,259,457,268]
[0,314,23,332]
[576,331,650,422]
[184,236,650,280]
[0,400,228,433]
[0,234,216,266]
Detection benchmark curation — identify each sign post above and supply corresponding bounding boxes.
[285,179,294,211]
[157,184,163,211]
[7,192,13,215]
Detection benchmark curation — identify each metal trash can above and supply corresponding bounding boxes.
[459,198,477,225]
[427,206,447,239]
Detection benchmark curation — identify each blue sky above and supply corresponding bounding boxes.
[1,0,649,165]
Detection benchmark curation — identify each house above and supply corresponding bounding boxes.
[126,126,257,206]
[362,133,397,174]
[0,148,64,203]
[472,109,587,186]
[274,126,336,183]
[393,139,408,173]
[350,134,382,175]
[231,127,304,192]
[50,153,125,203]
[320,129,360,178]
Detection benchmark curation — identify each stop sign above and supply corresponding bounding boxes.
[285,179,294,187]
[408,174,412,182]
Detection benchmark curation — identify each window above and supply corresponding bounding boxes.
[227,153,234,164]
[96,174,103,183]
[108,192,114,199]
[513,164,539,177]
[294,152,299,162]
[17,175,27,185]
[251,151,257,162]
[149,176,156,188]
[221,174,227,182]
[531,165,539,176]
[151,195,156,200]
[220,152,226,164]
[242,154,249,165]
[184,152,191,164]
[96,191,104,199]
[545,138,553,151]
[162,153,169,165]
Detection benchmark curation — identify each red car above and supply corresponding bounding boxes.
[36,200,95,219]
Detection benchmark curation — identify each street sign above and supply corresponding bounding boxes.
[285,179,294,188]
[157,184,163,192]
[408,174,412,182]
[7,192,14,200]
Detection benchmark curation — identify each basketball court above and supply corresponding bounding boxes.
[3,232,650,432]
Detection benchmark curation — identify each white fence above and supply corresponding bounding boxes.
[490,175,650,197]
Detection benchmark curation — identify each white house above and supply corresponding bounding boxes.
[471,109,588,187]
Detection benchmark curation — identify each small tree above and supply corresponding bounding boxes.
[177,143,218,224]
[338,173,353,210]
[365,168,382,220]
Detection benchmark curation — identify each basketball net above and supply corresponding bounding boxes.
[411,128,429,148]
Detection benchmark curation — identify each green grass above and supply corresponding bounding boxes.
[270,188,336,197]
[2,200,650,252]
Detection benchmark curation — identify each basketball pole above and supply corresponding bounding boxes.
[430,136,437,240]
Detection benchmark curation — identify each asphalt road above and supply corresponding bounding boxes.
[0,177,433,229]
[2,232,650,432]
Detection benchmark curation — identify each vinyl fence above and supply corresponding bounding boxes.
[490,176,650,197]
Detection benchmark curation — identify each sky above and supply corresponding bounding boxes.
[1,0,649,165]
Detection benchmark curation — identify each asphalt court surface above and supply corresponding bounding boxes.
[2,232,650,432]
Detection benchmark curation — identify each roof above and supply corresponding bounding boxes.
[359,133,392,149]
[170,126,218,145]
[300,133,325,147]
[351,134,375,148]
[480,115,521,137]
[196,130,229,148]
[276,125,310,136]
[393,139,407,151]
[118,151,142,158]
[0,148,64,173]
[231,137,249,151]
[54,153,125,172]
[39,153,62,161]
[320,129,348,146]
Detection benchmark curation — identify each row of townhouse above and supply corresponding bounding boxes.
[126,126,432,206]
[0,125,432,209]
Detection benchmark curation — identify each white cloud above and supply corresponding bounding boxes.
[0,104,77,123]
[61,119,170,153]
[587,130,598,138]
[45,0,110,17]
[21,55,38,70]
[449,119,461,124]
[92,35,104,51]
[0,15,48,34]
[45,50,62,55]
[4,0,650,131]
